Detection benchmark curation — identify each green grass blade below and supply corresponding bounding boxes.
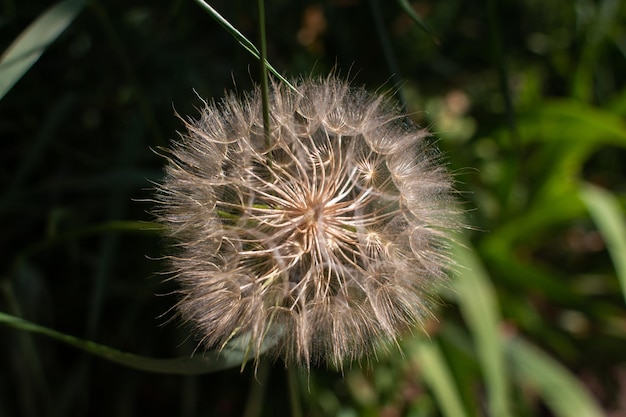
[396,0,438,43]
[0,311,272,374]
[0,0,86,100]
[452,239,513,417]
[580,183,626,304]
[512,100,626,147]
[408,337,470,417]
[193,0,296,92]
[15,220,162,265]
[257,0,271,146]
[506,336,604,417]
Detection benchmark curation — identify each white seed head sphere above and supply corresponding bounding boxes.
[156,77,458,367]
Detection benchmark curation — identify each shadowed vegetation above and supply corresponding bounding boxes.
[1,0,625,416]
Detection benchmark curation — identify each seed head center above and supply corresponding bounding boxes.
[294,197,340,253]
[305,203,325,224]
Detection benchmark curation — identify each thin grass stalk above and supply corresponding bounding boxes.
[368,0,406,112]
[257,0,271,146]
[193,0,296,92]
[0,311,278,374]
[396,0,437,43]
[1,281,52,415]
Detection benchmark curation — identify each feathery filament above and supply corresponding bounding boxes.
[156,77,457,366]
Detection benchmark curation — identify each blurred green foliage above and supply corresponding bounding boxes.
[1,0,625,416]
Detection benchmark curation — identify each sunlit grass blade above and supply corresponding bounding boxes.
[506,335,604,417]
[407,337,470,417]
[0,0,86,100]
[0,311,274,374]
[193,0,296,92]
[580,183,626,304]
[452,239,513,417]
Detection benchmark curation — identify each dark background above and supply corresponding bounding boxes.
[1,0,625,416]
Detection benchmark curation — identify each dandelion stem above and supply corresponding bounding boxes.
[243,360,271,417]
[257,0,271,148]
[287,367,303,417]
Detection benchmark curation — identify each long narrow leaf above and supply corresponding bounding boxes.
[506,336,604,417]
[396,0,438,43]
[452,239,513,417]
[580,183,626,304]
[0,0,86,99]
[193,0,296,92]
[409,337,470,417]
[0,311,273,374]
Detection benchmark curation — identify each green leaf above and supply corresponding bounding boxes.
[408,337,470,417]
[0,0,86,100]
[193,0,296,92]
[513,100,626,147]
[451,239,513,417]
[494,100,626,203]
[480,99,626,287]
[580,183,626,305]
[506,336,604,417]
[0,311,274,374]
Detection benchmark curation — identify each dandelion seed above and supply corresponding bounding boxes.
[155,77,459,367]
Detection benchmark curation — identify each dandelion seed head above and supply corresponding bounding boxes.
[156,77,459,367]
